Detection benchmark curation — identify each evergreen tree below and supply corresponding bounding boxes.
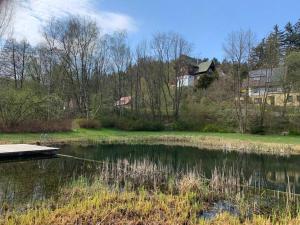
[283,21,300,53]
[271,24,285,61]
[250,39,266,69]
[293,19,300,50]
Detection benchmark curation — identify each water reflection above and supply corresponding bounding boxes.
[0,144,300,209]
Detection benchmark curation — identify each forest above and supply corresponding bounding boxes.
[0,14,300,134]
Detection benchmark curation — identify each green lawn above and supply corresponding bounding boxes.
[1,128,300,145]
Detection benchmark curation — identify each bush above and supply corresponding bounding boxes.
[100,115,118,128]
[177,98,236,132]
[171,120,197,131]
[202,124,232,133]
[249,116,265,135]
[0,120,73,133]
[101,115,164,131]
[287,114,300,135]
[130,119,164,131]
[76,119,102,129]
[0,87,66,128]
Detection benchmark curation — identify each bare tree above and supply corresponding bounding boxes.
[44,17,99,118]
[170,33,192,119]
[133,41,147,115]
[91,34,111,118]
[0,38,30,88]
[223,30,255,133]
[152,32,191,120]
[0,0,14,38]
[255,34,280,130]
[109,31,131,116]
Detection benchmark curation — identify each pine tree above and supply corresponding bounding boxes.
[293,19,300,50]
[271,24,285,61]
[283,21,300,53]
[250,39,266,69]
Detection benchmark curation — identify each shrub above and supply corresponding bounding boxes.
[100,115,118,128]
[116,118,164,131]
[249,116,265,135]
[202,124,232,133]
[178,98,236,132]
[130,119,164,131]
[0,120,73,133]
[0,87,65,128]
[76,119,102,129]
[101,115,164,131]
[171,120,197,131]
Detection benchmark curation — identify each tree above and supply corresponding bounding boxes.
[0,0,14,38]
[91,34,110,118]
[254,33,280,131]
[152,32,191,119]
[44,17,99,119]
[281,51,300,117]
[109,32,131,116]
[223,30,255,133]
[0,39,30,89]
[283,21,300,53]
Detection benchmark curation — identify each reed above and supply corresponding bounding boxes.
[2,160,300,224]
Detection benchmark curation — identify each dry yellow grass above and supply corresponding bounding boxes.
[2,180,300,225]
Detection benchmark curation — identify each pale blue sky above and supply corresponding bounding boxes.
[14,0,300,60]
[99,0,300,60]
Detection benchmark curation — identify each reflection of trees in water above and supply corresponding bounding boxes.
[2,144,300,210]
[61,144,300,192]
[0,158,100,208]
[266,171,300,187]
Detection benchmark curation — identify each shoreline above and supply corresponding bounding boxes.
[0,129,298,156]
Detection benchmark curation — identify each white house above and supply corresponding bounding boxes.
[177,75,195,87]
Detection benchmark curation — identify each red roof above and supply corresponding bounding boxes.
[115,96,132,107]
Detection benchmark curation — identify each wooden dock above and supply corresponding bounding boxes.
[0,144,59,157]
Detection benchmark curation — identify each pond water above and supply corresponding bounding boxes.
[1,144,300,209]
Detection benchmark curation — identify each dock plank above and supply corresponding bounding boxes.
[0,144,58,157]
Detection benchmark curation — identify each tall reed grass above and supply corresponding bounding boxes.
[1,158,300,224]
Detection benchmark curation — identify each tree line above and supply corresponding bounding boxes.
[0,14,300,134]
[224,20,300,134]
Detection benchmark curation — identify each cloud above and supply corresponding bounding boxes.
[11,0,137,44]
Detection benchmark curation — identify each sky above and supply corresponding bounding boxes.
[12,0,300,60]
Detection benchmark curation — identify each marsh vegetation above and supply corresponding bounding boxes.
[1,144,300,224]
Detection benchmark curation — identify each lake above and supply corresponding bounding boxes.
[0,144,300,209]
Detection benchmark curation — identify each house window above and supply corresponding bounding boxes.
[297,96,300,102]
[253,88,259,94]
[268,96,275,106]
[254,98,262,104]
[268,87,278,93]
[287,96,293,103]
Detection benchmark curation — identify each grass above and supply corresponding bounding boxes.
[1,152,300,224]
[1,174,300,225]
[1,128,300,154]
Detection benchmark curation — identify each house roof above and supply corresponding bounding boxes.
[194,60,215,75]
[245,67,285,88]
[249,67,284,81]
[115,96,132,107]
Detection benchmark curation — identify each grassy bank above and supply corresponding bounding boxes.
[1,128,300,155]
[1,175,299,225]
[1,150,299,224]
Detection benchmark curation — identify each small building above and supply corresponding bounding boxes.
[244,67,300,106]
[194,60,216,77]
[177,75,195,87]
[176,60,216,87]
[114,96,132,107]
